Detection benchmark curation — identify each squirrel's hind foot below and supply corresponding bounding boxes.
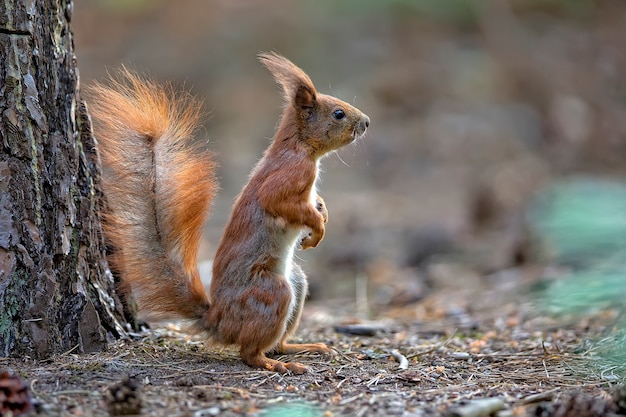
[242,352,308,374]
[278,342,333,356]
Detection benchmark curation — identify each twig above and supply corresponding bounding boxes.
[29,379,40,396]
[542,359,550,379]
[52,390,99,397]
[518,388,559,404]
[446,398,506,417]
[366,373,386,387]
[339,393,363,406]
[390,350,409,370]
[333,349,360,365]
[59,344,80,357]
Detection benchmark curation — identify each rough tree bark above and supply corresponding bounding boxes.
[0,0,128,358]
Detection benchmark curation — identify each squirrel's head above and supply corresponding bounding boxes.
[259,52,370,158]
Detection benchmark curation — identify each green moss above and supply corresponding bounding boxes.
[74,134,97,213]
[0,270,28,354]
[84,362,105,372]
[28,125,42,226]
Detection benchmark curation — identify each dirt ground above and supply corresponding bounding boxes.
[4,274,625,416]
[4,1,626,416]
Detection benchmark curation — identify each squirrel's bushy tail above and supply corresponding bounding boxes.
[88,69,217,322]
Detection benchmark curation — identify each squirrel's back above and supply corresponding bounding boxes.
[88,69,218,323]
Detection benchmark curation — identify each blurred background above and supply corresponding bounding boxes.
[74,0,626,317]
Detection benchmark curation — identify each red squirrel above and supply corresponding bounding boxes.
[89,52,370,374]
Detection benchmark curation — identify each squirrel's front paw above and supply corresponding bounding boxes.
[316,197,329,223]
[300,230,323,250]
[299,234,315,250]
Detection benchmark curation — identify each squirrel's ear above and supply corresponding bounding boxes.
[259,51,317,109]
[295,85,315,109]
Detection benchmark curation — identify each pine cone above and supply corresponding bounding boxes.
[0,370,33,415]
[612,384,626,415]
[105,375,142,416]
[533,402,554,417]
[539,393,616,417]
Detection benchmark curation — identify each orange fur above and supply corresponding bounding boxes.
[90,54,369,374]
[88,69,217,321]
[209,53,369,372]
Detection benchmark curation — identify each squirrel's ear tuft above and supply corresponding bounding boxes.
[259,51,317,109]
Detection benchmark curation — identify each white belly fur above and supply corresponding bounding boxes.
[281,162,320,322]
[281,161,320,278]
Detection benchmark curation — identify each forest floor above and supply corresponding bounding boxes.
[1,2,622,416]
[4,271,626,417]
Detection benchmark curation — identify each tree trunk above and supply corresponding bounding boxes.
[0,0,128,358]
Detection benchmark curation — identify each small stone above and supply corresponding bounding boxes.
[195,406,220,416]
[451,352,471,360]
[105,375,142,416]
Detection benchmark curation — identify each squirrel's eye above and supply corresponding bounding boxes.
[332,109,346,120]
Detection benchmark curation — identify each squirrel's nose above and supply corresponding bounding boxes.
[363,115,370,128]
